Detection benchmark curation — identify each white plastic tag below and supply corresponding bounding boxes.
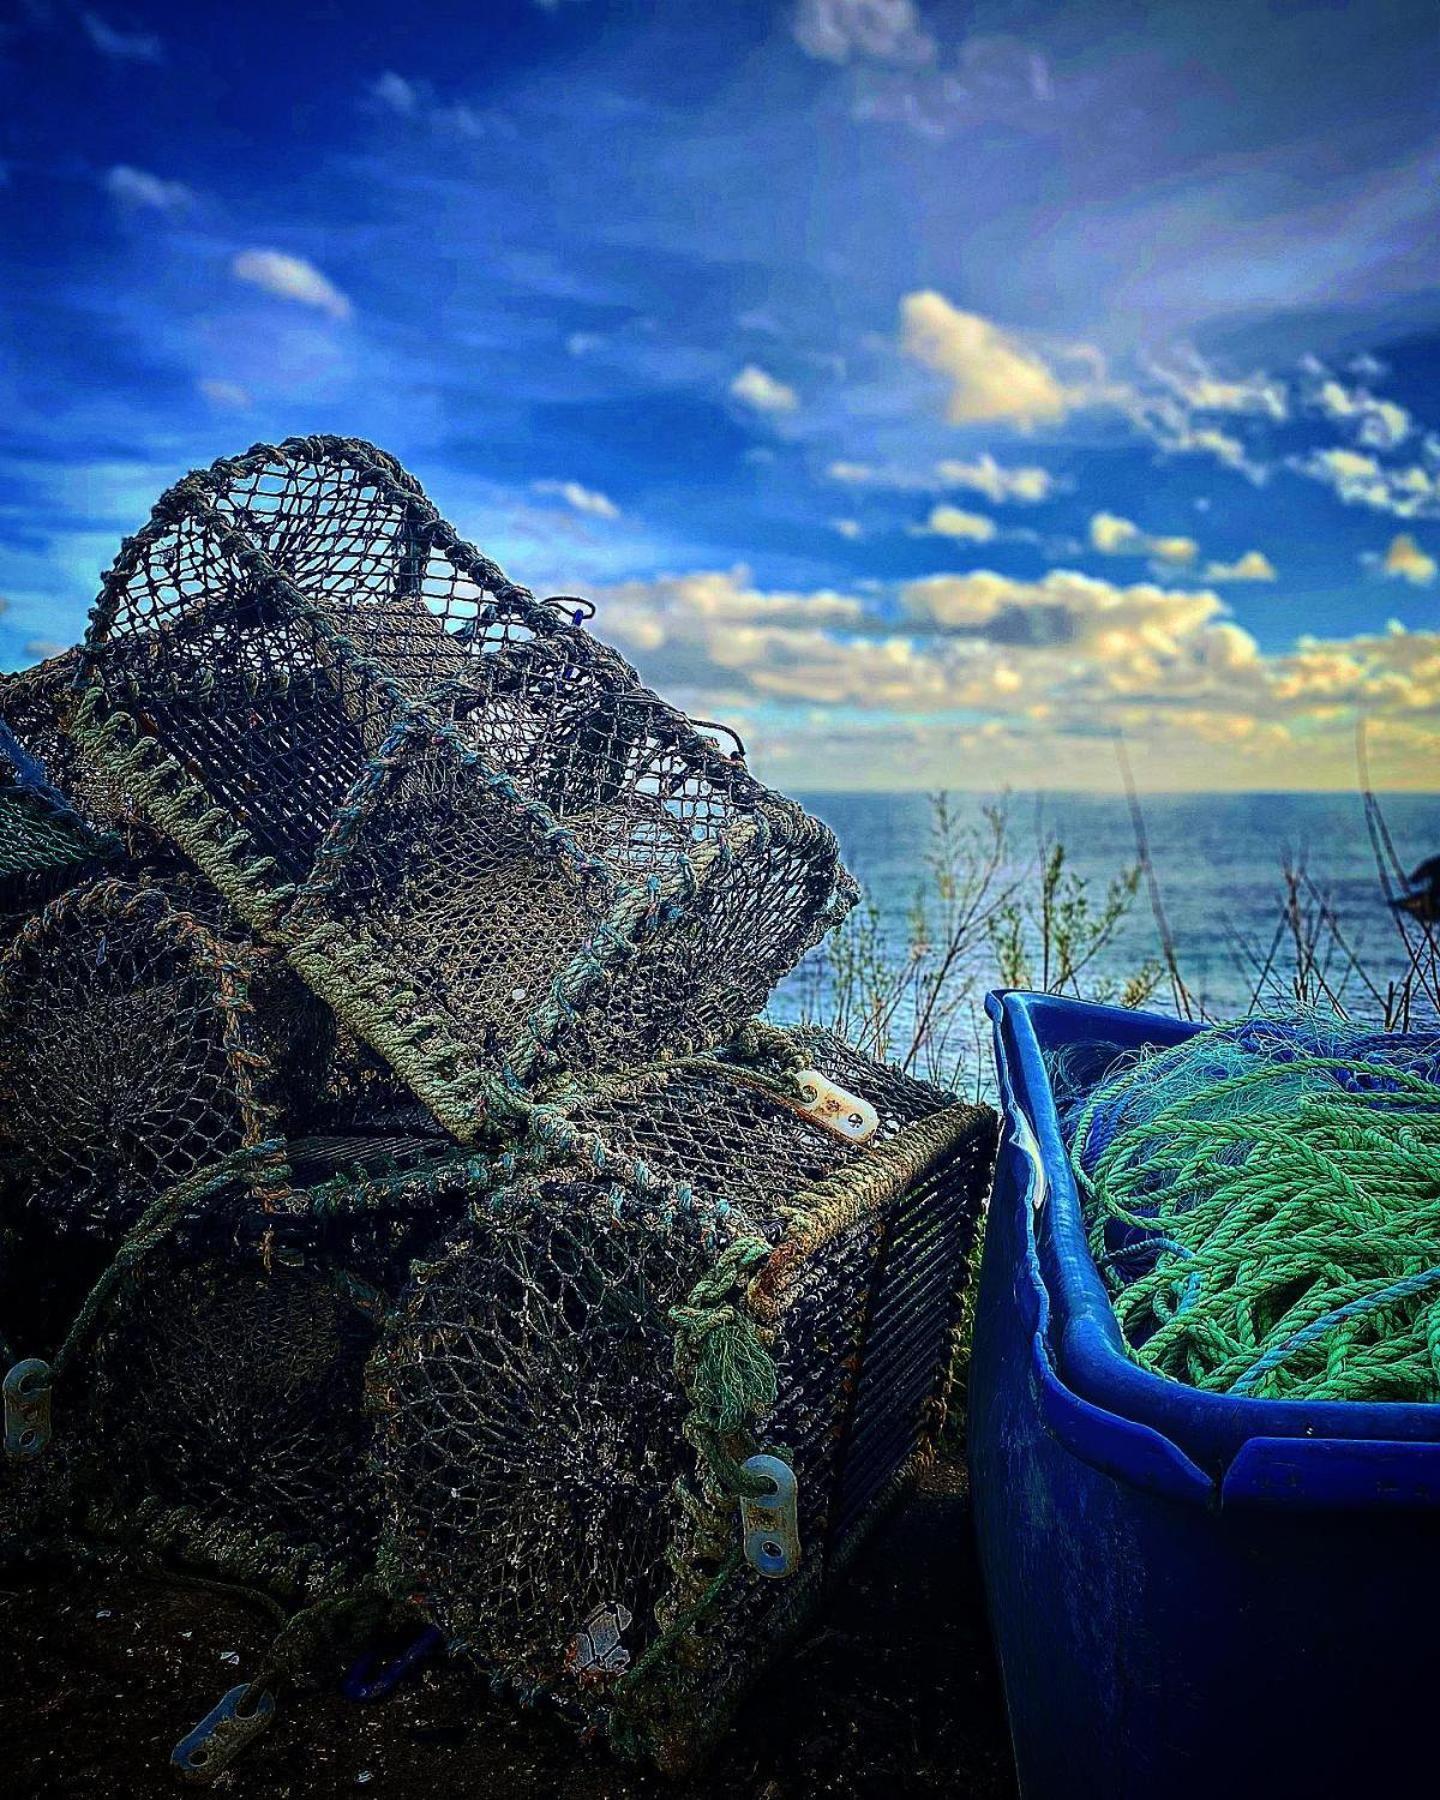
[789,1071,879,1144]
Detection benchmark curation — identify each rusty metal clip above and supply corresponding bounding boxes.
[172,1683,275,1783]
[740,1454,801,1579]
[788,1071,878,1144]
[3,1359,52,1458]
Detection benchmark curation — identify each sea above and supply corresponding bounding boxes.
[772,791,1440,1050]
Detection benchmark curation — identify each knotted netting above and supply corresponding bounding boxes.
[0,649,133,836]
[0,878,303,1241]
[74,437,857,1137]
[55,1136,468,1598]
[369,1031,997,1767]
[0,720,114,941]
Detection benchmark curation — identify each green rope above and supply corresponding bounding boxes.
[669,1237,778,1498]
[1070,1028,1440,1401]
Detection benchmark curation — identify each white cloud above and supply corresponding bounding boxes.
[1314,377,1411,450]
[1382,533,1437,585]
[198,379,252,411]
[83,12,162,61]
[104,165,192,211]
[584,565,1440,789]
[934,454,1054,503]
[361,71,505,138]
[730,365,799,414]
[832,518,863,539]
[793,0,936,66]
[826,454,1056,501]
[368,71,419,115]
[532,479,620,520]
[1089,512,1197,565]
[900,291,1069,427]
[1152,359,1288,422]
[827,460,894,486]
[231,249,352,320]
[1204,550,1277,583]
[916,505,997,542]
[1295,447,1439,519]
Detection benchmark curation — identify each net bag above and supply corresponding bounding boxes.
[369,1032,997,1768]
[0,877,304,1240]
[74,438,857,1137]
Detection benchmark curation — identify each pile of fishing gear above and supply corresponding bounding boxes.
[0,437,997,1779]
[1061,1018,1440,1402]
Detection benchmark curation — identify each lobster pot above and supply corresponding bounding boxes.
[81,1134,462,1596]
[370,1038,996,1769]
[78,439,855,1132]
[0,735,112,942]
[0,877,314,1241]
[0,649,134,835]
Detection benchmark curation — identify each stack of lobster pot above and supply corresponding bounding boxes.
[0,436,997,1777]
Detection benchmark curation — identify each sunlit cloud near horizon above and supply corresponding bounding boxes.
[1,0,1438,790]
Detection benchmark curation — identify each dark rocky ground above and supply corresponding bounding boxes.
[0,1462,1015,1800]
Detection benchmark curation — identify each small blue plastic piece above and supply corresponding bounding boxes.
[171,1683,275,1783]
[739,1454,801,1578]
[343,1624,444,1702]
[3,1358,52,1458]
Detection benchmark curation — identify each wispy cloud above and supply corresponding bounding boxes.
[1150,356,1288,422]
[231,249,352,320]
[826,454,1055,502]
[793,0,936,68]
[103,166,192,211]
[1312,375,1411,450]
[361,70,506,138]
[82,12,163,62]
[933,455,1054,504]
[1293,447,1439,519]
[532,479,620,519]
[730,364,799,414]
[197,379,252,412]
[368,71,419,115]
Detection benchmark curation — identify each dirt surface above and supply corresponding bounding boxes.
[0,1463,1015,1800]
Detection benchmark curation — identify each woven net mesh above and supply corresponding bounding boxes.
[87,1251,382,1571]
[372,1177,701,1690]
[0,722,113,943]
[0,650,132,835]
[77,1138,473,1584]
[77,438,855,1109]
[370,1039,995,1754]
[0,879,300,1237]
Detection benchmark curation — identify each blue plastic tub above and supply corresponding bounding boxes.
[971,990,1440,1799]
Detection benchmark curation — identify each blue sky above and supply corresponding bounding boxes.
[1,0,1438,789]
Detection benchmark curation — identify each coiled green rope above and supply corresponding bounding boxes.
[1067,1021,1440,1401]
